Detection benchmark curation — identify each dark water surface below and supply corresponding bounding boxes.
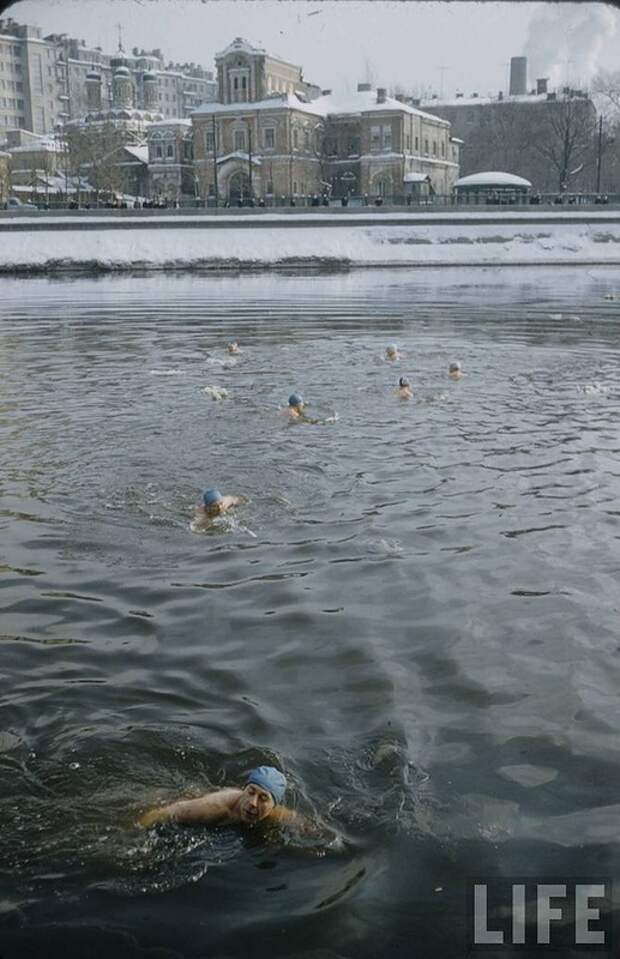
[1,267,619,958]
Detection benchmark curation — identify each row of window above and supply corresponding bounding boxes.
[205,126,320,153]
[0,78,22,90]
[0,97,24,109]
[0,113,24,125]
[0,44,21,58]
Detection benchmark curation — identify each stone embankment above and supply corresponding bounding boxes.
[1,209,619,273]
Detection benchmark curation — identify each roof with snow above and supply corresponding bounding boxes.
[455,171,532,189]
[192,89,450,124]
[216,37,266,59]
[124,145,149,164]
[404,172,431,183]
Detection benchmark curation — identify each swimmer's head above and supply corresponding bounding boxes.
[239,766,287,823]
[288,392,304,409]
[202,488,223,513]
[449,361,462,373]
[386,344,398,359]
[399,377,411,389]
[227,341,239,354]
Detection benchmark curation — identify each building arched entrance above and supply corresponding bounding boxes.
[228,170,250,203]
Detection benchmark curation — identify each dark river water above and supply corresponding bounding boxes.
[1,267,619,959]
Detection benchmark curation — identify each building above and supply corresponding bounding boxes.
[454,171,532,204]
[147,118,194,200]
[319,85,459,200]
[0,148,10,202]
[421,56,597,193]
[192,39,459,204]
[0,18,64,134]
[0,17,216,137]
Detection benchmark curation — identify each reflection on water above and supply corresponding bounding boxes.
[1,267,619,957]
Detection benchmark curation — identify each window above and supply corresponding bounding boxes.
[241,76,247,91]
[233,77,238,91]
[292,127,298,149]
[406,134,411,151]
[441,141,445,157]
[347,135,360,155]
[266,180,273,194]
[432,140,437,156]
[424,138,429,154]
[263,126,274,149]
[166,143,175,159]
[293,180,297,193]
[155,143,163,158]
[208,182,215,195]
[304,128,309,150]
[234,129,246,151]
[370,124,391,152]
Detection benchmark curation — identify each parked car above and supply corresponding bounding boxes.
[3,196,37,210]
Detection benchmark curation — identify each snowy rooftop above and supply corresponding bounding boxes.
[455,171,532,188]
[124,145,149,164]
[149,118,192,129]
[6,140,63,154]
[421,91,588,109]
[193,89,450,124]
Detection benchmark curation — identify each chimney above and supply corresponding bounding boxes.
[394,93,404,102]
[536,77,548,95]
[357,82,371,92]
[498,91,503,101]
[509,56,527,96]
[411,98,421,106]
[472,92,478,98]
[321,89,332,96]
[376,87,386,103]
[455,92,463,98]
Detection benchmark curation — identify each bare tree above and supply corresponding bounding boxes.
[592,70,620,116]
[531,96,597,192]
[66,122,126,203]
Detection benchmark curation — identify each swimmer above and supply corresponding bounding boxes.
[139,765,339,844]
[193,488,242,525]
[227,341,241,355]
[385,344,401,361]
[203,385,229,401]
[448,360,464,380]
[284,392,305,419]
[396,376,413,399]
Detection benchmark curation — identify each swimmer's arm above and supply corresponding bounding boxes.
[139,789,238,828]
[270,806,342,845]
[221,495,243,509]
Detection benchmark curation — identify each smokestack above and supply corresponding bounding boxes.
[376,87,386,103]
[536,77,548,95]
[357,82,371,92]
[509,56,527,96]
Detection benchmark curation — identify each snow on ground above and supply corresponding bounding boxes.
[1,213,620,270]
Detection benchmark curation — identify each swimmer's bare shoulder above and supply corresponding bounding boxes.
[139,787,242,827]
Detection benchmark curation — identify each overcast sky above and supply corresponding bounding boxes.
[8,0,620,98]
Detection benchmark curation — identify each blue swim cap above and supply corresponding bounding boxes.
[288,393,303,407]
[246,765,287,804]
[399,377,410,388]
[203,488,223,507]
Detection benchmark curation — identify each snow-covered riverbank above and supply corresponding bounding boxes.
[1,211,620,272]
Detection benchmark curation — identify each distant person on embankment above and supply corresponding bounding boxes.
[139,765,340,845]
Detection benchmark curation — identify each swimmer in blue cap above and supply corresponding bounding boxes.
[193,487,242,526]
[139,765,294,828]
[448,360,464,380]
[284,392,305,419]
[396,376,413,399]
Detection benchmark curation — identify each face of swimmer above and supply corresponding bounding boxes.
[238,782,275,823]
[227,342,239,354]
[386,345,399,360]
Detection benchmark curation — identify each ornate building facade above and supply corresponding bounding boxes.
[192,42,460,204]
